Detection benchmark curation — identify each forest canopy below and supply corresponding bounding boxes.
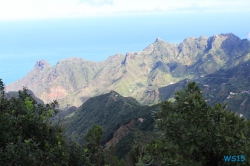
[139,82,250,166]
[1,79,250,166]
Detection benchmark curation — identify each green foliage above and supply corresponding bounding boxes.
[64,91,158,146]
[104,150,126,166]
[84,124,104,166]
[82,124,127,166]
[143,139,199,166]
[115,132,135,159]
[0,79,69,165]
[67,142,86,166]
[63,123,128,166]
[141,82,250,165]
[126,144,147,166]
[0,79,158,166]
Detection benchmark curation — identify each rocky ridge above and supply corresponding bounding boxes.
[6,33,250,109]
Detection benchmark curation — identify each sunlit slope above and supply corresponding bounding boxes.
[158,58,250,118]
[6,33,250,109]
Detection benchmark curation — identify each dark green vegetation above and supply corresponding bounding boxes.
[0,79,125,166]
[158,59,250,118]
[64,91,158,158]
[3,33,250,165]
[2,78,250,165]
[139,82,250,165]
[6,90,44,104]
[0,79,68,165]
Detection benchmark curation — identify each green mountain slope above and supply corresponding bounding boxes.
[158,58,250,118]
[6,33,250,110]
[63,91,159,158]
[6,89,44,104]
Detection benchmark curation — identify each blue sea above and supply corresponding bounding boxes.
[0,12,249,84]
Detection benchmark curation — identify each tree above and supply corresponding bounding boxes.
[84,124,104,166]
[67,142,86,166]
[142,82,250,165]
[0,79,69,165]
[0,78,142,166]
[83,124,126,166]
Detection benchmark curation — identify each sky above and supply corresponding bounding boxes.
[0,0,249,39]
[248,32,250,39]
[0,0,250,84]
[0,0,250,20]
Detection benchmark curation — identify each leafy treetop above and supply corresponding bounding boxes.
[141,82,250,166]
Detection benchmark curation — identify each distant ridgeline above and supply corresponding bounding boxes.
[6,33,250,117]
[6,89,44,104]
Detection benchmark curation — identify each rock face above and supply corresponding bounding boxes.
[6,33,250,109]
[105,119,135,149]
[34,60,51,71]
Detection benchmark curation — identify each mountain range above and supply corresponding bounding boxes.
[4,32,250,160]
[6,33,250,113]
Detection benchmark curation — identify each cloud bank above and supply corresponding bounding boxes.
[0,0,249,20]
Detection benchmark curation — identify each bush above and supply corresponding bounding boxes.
[0,79,68,165]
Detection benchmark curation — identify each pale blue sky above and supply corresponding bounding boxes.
[0,0,249,20]
[0,0,250,84]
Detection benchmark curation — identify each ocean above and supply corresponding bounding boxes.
[0,12,249,84]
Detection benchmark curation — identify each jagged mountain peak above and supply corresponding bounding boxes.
[220,33,239,38]
[207,33,240,42]
[199,35,208,39]
[155,37,163,42]
[34,59,51,70]
[121,52,136,65]
[205,33,250,57]
[113,53,124,58]
[182,36,196,42]
[181,35,207,43]
[6,33,250,110]
[105,53,125,64]
[56,57,88,65]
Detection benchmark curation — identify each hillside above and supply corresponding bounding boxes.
[6,33,250,110]
[6,89,44,104]
[63,91,159,158]
[158,59,250,118]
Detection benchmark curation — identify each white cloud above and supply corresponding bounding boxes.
[0,0,249,20]
[0,0,78,20]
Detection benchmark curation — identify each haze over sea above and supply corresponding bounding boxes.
[0,13,249,84]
